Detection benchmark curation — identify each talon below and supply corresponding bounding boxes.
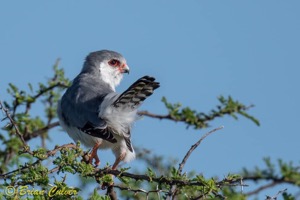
[93,153,100,166]
[89,142,101,166]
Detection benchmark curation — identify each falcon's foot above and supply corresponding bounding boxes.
[89,142,101,166]
[112,151,126,170]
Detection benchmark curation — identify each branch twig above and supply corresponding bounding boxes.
[23,121,60,141]
[31,82,68,102]
[94,168,228,187]
[265,188,287,200]
[0,160,40,179]
[0,101,28,149]
[166,126,224,199]
[244,176,292,197]
[114,185,168,198]
[246,181,278,196]
[138,111,173,121]
[0,143,78,179]
[107,185,117,200]
[178,126,224,174]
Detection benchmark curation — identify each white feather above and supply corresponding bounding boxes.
[98,93,137,162]
[99,62,123,91]
[112,138,136,162]
[98,93,137,136]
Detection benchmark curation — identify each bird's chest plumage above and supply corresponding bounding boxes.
[99,62,123,91]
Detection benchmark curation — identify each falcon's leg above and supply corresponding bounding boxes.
[89,142,101,166]
[112,152,126,170]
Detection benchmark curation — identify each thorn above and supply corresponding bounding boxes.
[1,116,8,121]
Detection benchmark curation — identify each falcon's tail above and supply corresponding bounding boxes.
[113,76,160,109]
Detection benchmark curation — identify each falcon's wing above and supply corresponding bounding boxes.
[59,74,118,144]
[124,131,134,152]
[79,122,117,143]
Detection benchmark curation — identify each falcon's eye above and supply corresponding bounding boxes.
[108,59,120,67]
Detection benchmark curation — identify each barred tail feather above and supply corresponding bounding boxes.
[113,76,160,109]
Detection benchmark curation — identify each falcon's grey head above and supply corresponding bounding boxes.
[81,50,130,90]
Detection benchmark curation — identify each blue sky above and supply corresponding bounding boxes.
[1,1,299,199]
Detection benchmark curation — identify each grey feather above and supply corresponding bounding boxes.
[60,73,110,129]
[81,50,125,74]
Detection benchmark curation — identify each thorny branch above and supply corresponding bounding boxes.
[2,138,292,199]
[178,126,224,174]
[24,82,68,114]
[1,79,69,161]
[114,185,168,199]
[138,103,255,127]
[0,160,40,179]
[94,168,205,186]
[244,176,297,197]
[168,126,224,199]
[0,141,243,187]
[265,188,288,200]
[23,121,60,141]
[0,101,28,150]
[246,181,279,196]
[106,185,118,200]
[138,111,172,120]
[0,143,78,179]
[191,191,226,200]
[0,145,244,200]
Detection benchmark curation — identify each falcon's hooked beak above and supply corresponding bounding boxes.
[121,64,130,74]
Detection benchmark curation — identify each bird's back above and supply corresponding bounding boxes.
[59,73,114,129]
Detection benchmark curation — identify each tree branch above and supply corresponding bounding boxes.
[244,176,295,196]
[94,168,232,187]
[114,185,168,199]
[167,126,224,199]
[31,82,68,102]
[178,126,224,174]
[0,101,28,149]
[0,160,40,179]
[246,181,279,196]
[0,143,78,179]
[107,185,118,200]
[0,142,244,199]
[23,121,60,141]
[243,176,298,186]
[138,111,173,121]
